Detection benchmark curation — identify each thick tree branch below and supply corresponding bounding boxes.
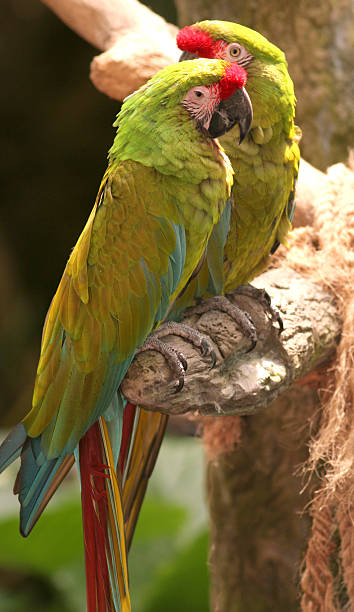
[121,268,340,415]
[42,0,179,100]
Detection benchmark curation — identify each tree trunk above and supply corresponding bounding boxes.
[206,385,320,612]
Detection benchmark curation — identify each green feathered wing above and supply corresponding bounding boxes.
[23,161,190,457]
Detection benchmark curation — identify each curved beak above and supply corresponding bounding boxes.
[207,87,253,141]
[179,50,198,62]
[179,50,253,142]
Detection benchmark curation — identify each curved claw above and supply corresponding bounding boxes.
[136,337,187,393]
[258,289,283,334]
[153,321,217,366]
[231,285,284,335]
[199,338,216,368]
[177,351,188,372]
[274,310,284,334]
[185,296,258,353]
[138,320,217,393]
[174,376,185,394]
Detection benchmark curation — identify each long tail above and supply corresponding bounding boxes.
[0,424,74,536]
[79,417,131,612]
[119,403,168,549]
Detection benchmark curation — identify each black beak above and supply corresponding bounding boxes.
[207,87,253,142]
[179,50,198,62]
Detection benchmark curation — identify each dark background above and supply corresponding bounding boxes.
[0,0,177,426]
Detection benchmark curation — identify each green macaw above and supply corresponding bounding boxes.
[122,20,300,548]
[0,58,253,611]
[177,20,300,295]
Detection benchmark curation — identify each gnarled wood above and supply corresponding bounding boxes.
[121,269,340,416]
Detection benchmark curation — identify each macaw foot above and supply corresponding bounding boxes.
[154,321,217,367]
[136,336,187,392]
[183,295,258,352]
[232,284,283,334]
[137,322,217,392]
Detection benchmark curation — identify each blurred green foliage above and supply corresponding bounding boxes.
[0,437,209,611]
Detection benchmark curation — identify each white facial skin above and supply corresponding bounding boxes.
[225,42,253,67]
[206,40,253,68]
[181,83,221,130]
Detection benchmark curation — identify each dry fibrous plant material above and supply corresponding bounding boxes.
[295,158,354,611]
[261,158,354,611]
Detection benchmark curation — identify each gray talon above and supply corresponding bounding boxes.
[209,349,217,369]
[185,295,258,352]
[233,284,284,334]
[153,321,216,366]
[178,352,188,372]
[136,336,187,392]
[174,376,185,393]
[137,319,215,392]
[201,338,210,355]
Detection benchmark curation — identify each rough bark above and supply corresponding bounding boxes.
[121,269,340,415]
[175,0,354,171]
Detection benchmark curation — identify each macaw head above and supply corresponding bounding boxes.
[179,61,253,141]
[177,21,295,126]
[113,58,253,166]
[177,21,286,67]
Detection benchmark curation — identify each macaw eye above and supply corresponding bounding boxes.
[226,43,247,62]
[181,85,210,113]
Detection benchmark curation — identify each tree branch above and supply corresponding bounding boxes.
[121,268,341,416]
[41,0,179,100]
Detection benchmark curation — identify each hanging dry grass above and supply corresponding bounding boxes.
[286,157,354,609]
[272,157,354,609]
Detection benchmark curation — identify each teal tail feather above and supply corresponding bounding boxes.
[0,424,27,473]
[0,425,74,536]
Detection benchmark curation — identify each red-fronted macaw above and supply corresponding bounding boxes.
[0,58,253,611]
[121,20,300,550]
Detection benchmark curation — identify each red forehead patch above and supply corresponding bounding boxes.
[176,26,215,58]
[219,63,247,100]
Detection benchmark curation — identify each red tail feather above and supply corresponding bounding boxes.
[119,402,137,474]
[79,423,117,612]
